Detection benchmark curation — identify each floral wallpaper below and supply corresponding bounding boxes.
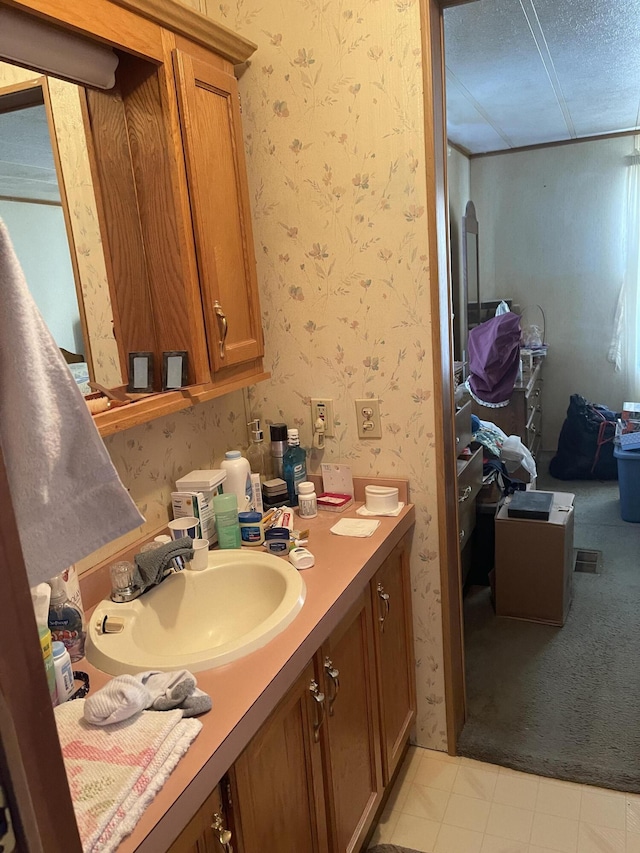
[51,0,448,750]
[0,63,122,389]
[202,0,446,749]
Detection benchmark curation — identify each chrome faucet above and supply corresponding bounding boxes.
[109,561,142,603]
[109,544,189,603]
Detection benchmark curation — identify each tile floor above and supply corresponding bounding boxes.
[368,747,640,853]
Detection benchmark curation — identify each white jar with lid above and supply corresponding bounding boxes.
[297,481,318,518]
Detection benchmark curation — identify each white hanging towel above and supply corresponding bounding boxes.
[0,219,144,586]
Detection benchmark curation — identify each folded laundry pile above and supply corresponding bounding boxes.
[55,699,201,853]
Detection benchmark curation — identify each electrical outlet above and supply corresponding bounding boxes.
[311,398,335,437]
[356,398,381,439]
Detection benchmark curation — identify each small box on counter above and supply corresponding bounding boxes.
[317,493,353,512]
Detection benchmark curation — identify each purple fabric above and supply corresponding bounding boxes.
[468,312,521,406]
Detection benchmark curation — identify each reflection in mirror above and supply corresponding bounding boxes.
[462,199,480,363]
[0,61,123,392]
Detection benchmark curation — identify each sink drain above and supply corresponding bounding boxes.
[574,548,602,573]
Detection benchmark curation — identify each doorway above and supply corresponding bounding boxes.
[438,0,640,789]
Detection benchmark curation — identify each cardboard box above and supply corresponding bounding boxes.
[495,491,575,626]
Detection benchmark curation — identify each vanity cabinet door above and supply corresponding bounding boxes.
[319,593,383,853]
[231,661,329,853]
[168,783,233,853]
[173,49,264,374]
[371,541,416,785]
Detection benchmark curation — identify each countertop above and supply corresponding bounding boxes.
[82,502,415,852]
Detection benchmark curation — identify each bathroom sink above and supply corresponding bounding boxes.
[86,550,306,675]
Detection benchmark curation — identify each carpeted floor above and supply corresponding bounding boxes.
[457,452,640,792]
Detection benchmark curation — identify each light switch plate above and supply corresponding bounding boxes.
[311,398,334,437]
[356,398,381,439]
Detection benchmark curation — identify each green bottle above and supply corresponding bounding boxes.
[212,493,241,549]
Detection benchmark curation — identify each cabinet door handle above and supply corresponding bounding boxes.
[324,657,340,716]
[211,812,233,851]
[214,300,228,359]
[309,679,325,742]
[458,486,472,503]
[377,582,390,632]
[459,528,465,543]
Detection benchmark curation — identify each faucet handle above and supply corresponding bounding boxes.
[110,560,136,596]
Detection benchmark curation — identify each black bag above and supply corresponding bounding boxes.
[549,394,619,480]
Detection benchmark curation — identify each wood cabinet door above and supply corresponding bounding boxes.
[173,49,263,372]
[320,593,382,853]
[167,783,232,853]
[371,541,417,785]
[231,662,329,853]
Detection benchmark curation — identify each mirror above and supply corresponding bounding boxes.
[462,199,480,358]
[0,60,123,392]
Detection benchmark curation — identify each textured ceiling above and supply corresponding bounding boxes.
[444,0,640,154]
[0,104,60,202]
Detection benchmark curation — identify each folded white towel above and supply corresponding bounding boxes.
[55,699,201,853]
[0,219,144,585]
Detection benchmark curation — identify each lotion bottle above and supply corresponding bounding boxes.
[221,450,252,510]
[48,575,86,662]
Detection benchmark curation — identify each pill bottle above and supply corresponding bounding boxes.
[297,481,317,518]
[238,511,265,547]
[212,493,241,549]
[52,641,75,703]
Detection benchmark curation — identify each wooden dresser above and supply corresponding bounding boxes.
[455,400,483,557]
[470,356,545,458]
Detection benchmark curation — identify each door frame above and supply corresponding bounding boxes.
[420,0,479,752]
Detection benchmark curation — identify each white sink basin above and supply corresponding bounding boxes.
[86,550,306,675]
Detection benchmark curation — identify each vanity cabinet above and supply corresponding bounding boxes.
[231,661,329,853]
[371,541,416,785]
[318,593,382,853]
[167,783,233,853]
[217,543,414,853]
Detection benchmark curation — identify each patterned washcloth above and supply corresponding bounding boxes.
[54,699,201,853]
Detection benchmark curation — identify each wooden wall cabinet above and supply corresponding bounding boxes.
[189,538,416,853]
[82,20,269,433]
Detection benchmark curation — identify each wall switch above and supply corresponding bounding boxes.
[356,398,381,439]
[311,398,335,437]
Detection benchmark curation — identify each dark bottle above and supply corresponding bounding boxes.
[270,422,288,480]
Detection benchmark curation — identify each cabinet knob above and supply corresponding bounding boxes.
[458,486,472,503]
[309,679,325,742]
[324,657,340,716]
[377,582,390,632]
[211,812,233,850]
[214,300,228,359]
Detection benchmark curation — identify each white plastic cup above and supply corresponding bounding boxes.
[189,538,209,571]
[168,516,200,540]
